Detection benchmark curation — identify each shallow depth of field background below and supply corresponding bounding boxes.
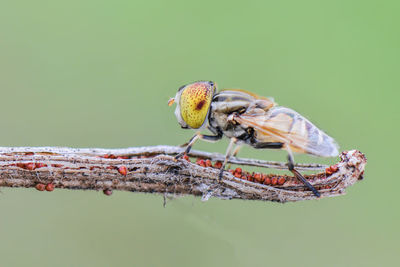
[0,1,398,266]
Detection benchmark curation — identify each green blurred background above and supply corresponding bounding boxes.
[0,0,398,266]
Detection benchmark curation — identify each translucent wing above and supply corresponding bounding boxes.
[234,107,339,157]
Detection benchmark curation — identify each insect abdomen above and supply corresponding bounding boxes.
[269,107,339,157]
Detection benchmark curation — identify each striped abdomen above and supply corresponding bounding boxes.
[235,107,339,157]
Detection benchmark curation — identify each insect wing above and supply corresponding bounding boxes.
[234,107,339,157]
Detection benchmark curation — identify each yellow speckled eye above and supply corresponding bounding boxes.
[179,81,215,129]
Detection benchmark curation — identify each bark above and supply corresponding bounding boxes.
[0,145,366,203]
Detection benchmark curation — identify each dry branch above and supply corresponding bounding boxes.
[0,145,366,203]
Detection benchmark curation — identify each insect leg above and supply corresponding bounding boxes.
[200,130,223,142]
[253,142,283,149]
[175,133,200,159]
[219,138,236,180]
[232,145,242,157]
[175,132,223,159]
[287,149,321,197]
[227,145,242,169]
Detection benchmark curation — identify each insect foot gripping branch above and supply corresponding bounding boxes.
[169,81,340,197]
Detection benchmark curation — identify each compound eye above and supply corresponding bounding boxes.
[179,82,214,129]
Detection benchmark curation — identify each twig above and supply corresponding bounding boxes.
[0,146,366,203]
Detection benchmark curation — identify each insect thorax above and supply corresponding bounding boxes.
[208,91,258,145]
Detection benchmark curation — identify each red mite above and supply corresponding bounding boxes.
[25,163,36,170]
[235,168,242,175]
[214,161,222,168]
[264,177,271,185]
[197,160,206,167]
[234,172,242,178]
[326,164,339,176]
[35,163,47,168]
[35,183,46,191]
[52,164,63,168]
[103,189,113,196]
[118,166,127,176]
[182,154,190,162]
[16,163,25,169]
[253,173,262,183]
[45,183,55,192]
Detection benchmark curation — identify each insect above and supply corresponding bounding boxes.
[168,81,339,197]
